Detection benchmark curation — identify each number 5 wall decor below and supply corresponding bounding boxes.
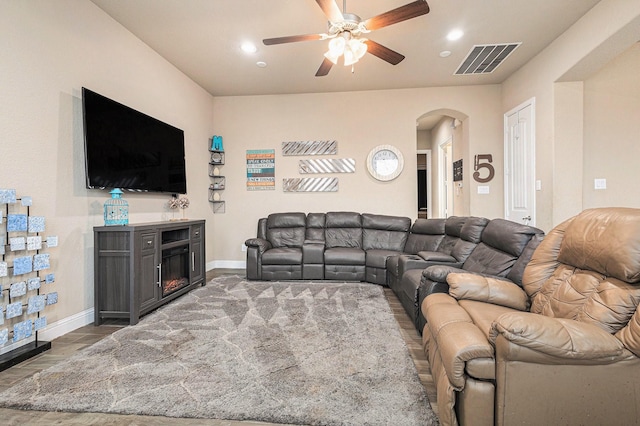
[473,154,495,183]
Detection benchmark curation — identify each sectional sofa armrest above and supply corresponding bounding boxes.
[447,273,529,311]
[418,250,457,263]
[419,265,466,297]
[245,237,272,254]
[303,239,325,264]
[422,265,465,282]
[490,312,628,362]
[423,293,495,389]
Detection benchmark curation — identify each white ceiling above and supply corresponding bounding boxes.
[91,0,600,98]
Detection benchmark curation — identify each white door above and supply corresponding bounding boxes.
[504,99,535,225]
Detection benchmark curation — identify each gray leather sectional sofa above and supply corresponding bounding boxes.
[245,211,544,333]
[245,211,413,283]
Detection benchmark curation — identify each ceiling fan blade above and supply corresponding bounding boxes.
[315,0,344,23]
[363,0,430,31]
[263,34,324,45]
[315,58,334,77]
[364,40,405,65]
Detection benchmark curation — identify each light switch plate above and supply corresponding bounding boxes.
[477,186,490,194]
[594,178,607,190]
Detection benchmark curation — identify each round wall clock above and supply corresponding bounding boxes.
[366,144,404,181]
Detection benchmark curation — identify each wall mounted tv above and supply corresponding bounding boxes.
[82,87,187,194]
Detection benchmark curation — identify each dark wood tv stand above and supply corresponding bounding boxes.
[93,220,205,325]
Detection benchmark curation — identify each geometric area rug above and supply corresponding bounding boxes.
[0,275,438,425]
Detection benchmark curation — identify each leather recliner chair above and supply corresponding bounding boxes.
[422,207,640,426]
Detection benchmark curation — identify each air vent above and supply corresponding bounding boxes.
[455,43,521,75]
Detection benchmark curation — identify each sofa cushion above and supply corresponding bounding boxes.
[324,247,365,265]
[530,264,640,335]
[490,312,627,359]
[506,234,544,286]
[404,218,445,254]
[362,213,411,251]
[266,212,306,248]
[558,207,640,283]
[434,217,466,254]
[305,212,326,241]
[462,244,518,277]
[459,216,489,243]
[325,212,362,248]
[262,247,303,265]
[447,273,529,311]
[481,219,543,257]
[447,217,489,263]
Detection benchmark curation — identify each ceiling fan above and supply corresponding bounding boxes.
[263,0,430,77]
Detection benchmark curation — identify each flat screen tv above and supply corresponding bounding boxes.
[82,87,187,194]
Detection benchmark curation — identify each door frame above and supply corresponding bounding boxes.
[504,97,536,225]
[417,149,432,218]
[438,137,453,218]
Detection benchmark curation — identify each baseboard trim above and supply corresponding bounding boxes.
[207,260,246,270]
[38,307,95,342]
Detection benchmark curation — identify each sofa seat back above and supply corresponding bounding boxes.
[403,218,445,254]
[324,211,362,248]
[305,212,326,242]
[362,213,411,251]
[447,216,489,263]
[434,216,467,256]
[524,208,640,355]
[462,218,544,283]
[266,212,306,248]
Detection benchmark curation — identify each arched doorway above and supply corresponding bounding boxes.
[416,109,468,218]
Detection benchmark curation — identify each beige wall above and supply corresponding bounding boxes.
[212,85,502,263]
[502,0,640,230]
[0,1,214,335]
[583,43,640,208]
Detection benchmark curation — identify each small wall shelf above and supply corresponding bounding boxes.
[209,150,225,165]
[208,146,225,213]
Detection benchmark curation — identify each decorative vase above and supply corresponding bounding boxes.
[103,188,129,226]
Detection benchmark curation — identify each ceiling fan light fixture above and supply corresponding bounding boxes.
[343,38,367,66]
[324,49,341,65]
[350,38,367,58]
[343,48,357,66]
[328,36,347,55]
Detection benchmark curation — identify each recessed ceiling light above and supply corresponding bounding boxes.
[256,61,267,68]
[447,29,464,41]
[241,42,257,53]
[439,50,451,58]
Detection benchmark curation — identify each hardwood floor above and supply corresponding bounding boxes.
[0,269,437,425]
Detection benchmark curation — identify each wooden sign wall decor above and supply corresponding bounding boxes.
[473,154,495,183]
[453,159,463,182]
